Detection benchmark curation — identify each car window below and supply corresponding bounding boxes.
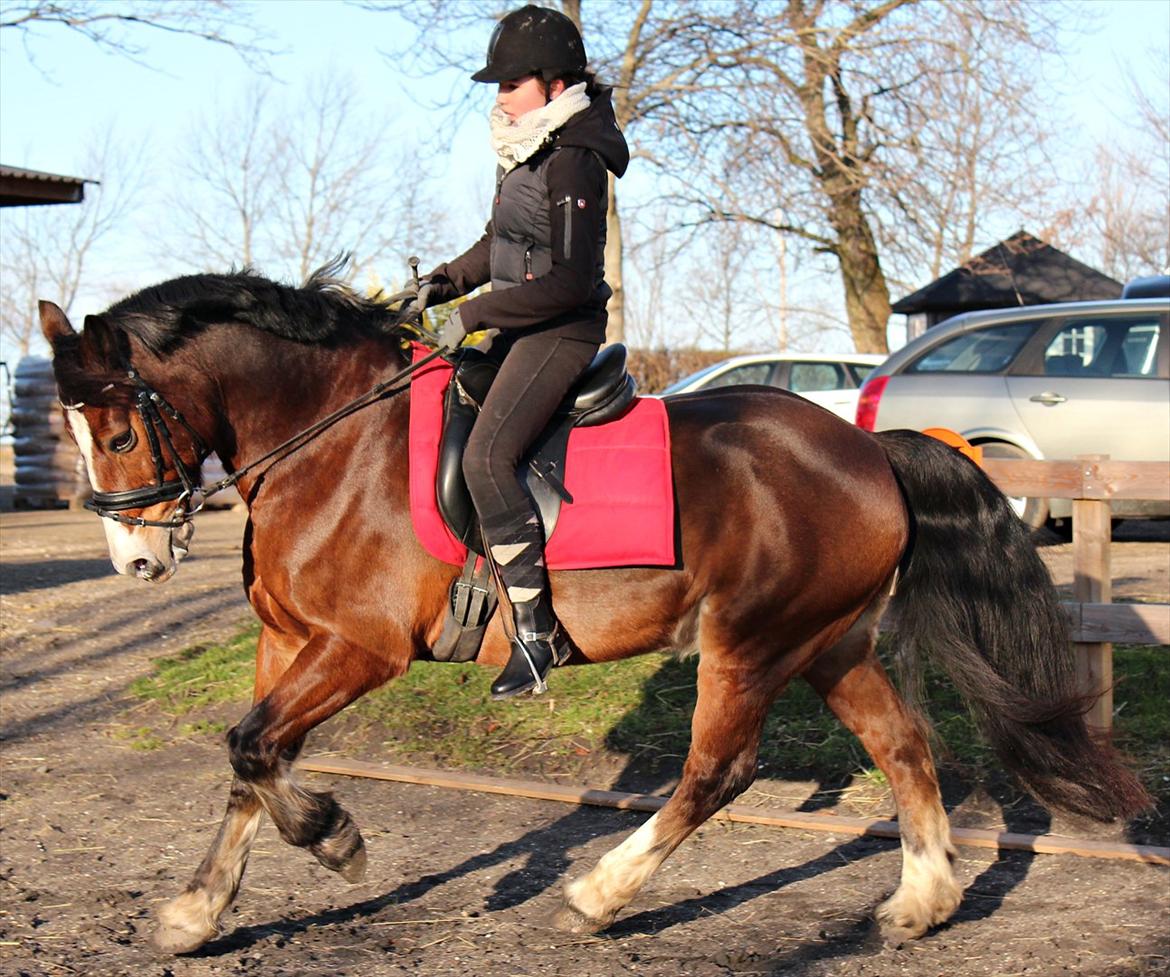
[849,363,877,385]
[907,323,1036,374]
[660,362,724,394]
[1041,317,1162,378]
[788,362,845,392]
[701,362,773,389]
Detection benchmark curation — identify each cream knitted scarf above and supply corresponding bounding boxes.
[490,82,591,173]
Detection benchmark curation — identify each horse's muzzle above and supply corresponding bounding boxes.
[131,557,175,582]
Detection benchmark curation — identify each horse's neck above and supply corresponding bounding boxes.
[204,329,410,494]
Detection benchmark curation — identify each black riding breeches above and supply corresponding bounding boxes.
[462,332,599,527]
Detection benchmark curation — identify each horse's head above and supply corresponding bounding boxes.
[40,301,203,583]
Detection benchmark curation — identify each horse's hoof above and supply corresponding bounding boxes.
[338,842,367,883]
[552,901,609,935]
[152,895,218,955]
[150,920,216,955]
[309,822,367,881]
[876,921,922,947]
[876,877,961,943]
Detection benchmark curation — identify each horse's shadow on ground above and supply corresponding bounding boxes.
[200,656,1047,957]
[0,558,114,594]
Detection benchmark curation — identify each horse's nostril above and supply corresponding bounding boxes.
[131,558,152,576]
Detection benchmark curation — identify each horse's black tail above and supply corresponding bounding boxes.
[877,429,1151,822]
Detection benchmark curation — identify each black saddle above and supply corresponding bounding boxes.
[436,342,637,555]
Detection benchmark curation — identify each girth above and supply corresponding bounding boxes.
[436,342,636,556]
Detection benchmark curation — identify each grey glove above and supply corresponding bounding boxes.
[386,280,434,316]
[438,308,467,350]
[385,279,419,307]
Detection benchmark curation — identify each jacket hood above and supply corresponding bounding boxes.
[554,87,629,178]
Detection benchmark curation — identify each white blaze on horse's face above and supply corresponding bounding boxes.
[66,408,186,583]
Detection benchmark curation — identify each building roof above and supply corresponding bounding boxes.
[0,165,92,207]
[891,231,1122,316]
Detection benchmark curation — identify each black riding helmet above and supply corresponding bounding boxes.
[471,4,587,84]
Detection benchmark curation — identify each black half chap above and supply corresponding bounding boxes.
[462,331,598,602]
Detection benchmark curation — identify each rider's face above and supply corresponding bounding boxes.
[496,75,565,120]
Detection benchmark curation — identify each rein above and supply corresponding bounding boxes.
[83,345,447,529]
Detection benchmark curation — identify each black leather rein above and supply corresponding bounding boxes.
[80,346,447,530]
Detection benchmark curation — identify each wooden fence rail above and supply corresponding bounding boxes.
[980,456,1169,733]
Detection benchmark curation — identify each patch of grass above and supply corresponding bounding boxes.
[111,725,165,751]
[127,623,1169,808]
[355,655,678,773]
[178,719,229,738]
[129,623,258,716]
[1110,645,1170,791]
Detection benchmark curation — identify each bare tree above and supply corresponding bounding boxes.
[1065,47,1170,281]
[162,73,449,286]
[874,4,1062,288]
[163,84,277,270]
[1,0,275,72]
[684,220,756,351]
[0,129,144,356]
[273,72,401,283]
[663,1,1065,353]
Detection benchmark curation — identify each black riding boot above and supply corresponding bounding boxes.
[482,510,571,699]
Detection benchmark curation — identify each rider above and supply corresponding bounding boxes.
[402,5,629,698]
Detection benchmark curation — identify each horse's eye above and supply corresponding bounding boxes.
[110,429,137,453]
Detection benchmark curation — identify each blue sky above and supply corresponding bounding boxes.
[1,0,1168,354]
[0,2,488,295]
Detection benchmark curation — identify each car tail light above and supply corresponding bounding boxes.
[855,375,889,430]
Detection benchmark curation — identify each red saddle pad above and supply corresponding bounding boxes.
[408,344,676,570]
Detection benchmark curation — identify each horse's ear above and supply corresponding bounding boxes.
[39,301,75,345]
[82,314,124,364]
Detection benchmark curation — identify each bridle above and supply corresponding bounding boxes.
[80,367,211,528]
[76,343,448,530]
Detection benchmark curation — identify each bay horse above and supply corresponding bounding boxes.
[38,266,1149,956]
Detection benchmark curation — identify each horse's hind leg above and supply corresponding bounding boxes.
[802,602,961,940]
[557,647,775,933]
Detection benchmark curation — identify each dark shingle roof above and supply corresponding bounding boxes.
[892,232,1122,315]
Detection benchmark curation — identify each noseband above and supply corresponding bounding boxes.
[82,368,210,529]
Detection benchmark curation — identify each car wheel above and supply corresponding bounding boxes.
[980,442,1049,531]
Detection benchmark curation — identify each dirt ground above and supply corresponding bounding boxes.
[1,505,1168,977]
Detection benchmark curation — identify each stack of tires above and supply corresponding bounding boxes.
[10,356,241,510]
[11,356,87,509]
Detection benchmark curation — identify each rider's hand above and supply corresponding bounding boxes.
[412,283,435,315]
[439,308,467,350]
[386,280,434,316]
[385,280,419,308]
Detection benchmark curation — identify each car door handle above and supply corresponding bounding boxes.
[1029,392,1067,405]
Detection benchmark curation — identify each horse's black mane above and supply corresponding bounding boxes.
[102,259,408,354]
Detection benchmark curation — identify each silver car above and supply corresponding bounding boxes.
[856,296,1170,528]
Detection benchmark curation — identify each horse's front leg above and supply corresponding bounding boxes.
[152,624,298,954]
[226,629,403,876]
[152,776,265,954]
[557,649,776,932]
[153,627,404,954]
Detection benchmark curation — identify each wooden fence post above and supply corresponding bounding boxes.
[1072,455,1112,734]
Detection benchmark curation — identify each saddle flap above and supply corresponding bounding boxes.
[410,342,675,572]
